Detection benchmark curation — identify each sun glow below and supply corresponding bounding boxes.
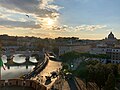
[41,18,56,27]
[46,18,55,26]
[47,18,55,26]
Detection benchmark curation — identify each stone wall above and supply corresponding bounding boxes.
[0,79,47,90]
[0,80,5,86]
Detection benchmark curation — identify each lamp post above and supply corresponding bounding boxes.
[70,64,74,71]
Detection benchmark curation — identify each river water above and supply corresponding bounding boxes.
[1,54,38,80]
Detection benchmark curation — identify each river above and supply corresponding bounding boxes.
[1,54,38,80]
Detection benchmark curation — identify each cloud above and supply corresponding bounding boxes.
[0,18,41,29]
[0,0,107,33]
[0,0,62,29]
[40,0,63,11]
[75,25,107,31]
[50,24,107,32]
[0,0,60,18]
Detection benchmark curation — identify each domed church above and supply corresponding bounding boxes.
[108,32,116,40]
[103,32,117,47]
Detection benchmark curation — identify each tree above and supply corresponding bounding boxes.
[94,64,106,90]
[62,63,69,70]
[107,64,118,77]
[97,54,110,59]
[104,73,116,90]
[87,63,109,90]
[60,51,79,63]
[87,65,96,82]
[86,60,99,65]
[118,64,120,74]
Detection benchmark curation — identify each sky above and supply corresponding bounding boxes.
[0,0,120,39]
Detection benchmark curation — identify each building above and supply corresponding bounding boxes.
[90,47,107,55]
[106,48,120,63]
[90,32,120,64]
[0,34,17,46]
[59,43,91,56]
[103,32,117,47]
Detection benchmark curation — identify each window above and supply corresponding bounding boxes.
[30,82,32,86]
[16,81,18,85]
[23,82,25,86]
[9,82,11,85]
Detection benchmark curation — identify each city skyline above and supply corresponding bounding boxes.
[0,0,120,39]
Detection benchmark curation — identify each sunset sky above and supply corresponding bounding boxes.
[0,0,120,39]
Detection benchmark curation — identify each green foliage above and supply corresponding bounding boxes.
[86,60,99,65]
[97,54,110,59]
[76,61,88,79]
[60,51,80,62]
[60,51,117,89]
[87,63,118,89]
[87,65,96,82]
[62,63,69,70]
[60,51,109,63]
[107,63,118,77]
[104,73,116,90]
[79,53,110,59]
[94,64,107,89]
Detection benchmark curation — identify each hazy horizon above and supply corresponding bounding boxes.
[0,33,118,40]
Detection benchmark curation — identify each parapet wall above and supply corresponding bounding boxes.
[0,79,47,90]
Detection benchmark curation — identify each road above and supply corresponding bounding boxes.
[62,77,87,90]
[32,58,62,89]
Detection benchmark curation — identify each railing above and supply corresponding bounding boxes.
[23,53,49,79]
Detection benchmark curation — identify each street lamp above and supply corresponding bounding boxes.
[70,64,74,71]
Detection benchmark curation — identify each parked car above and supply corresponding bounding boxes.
[65,72,73,80]
[50,71,58,78]
[45,76,51,81]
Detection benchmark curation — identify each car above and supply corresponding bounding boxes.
[50,71,58,78]
[45,76,51,81]
[65,72,73,80]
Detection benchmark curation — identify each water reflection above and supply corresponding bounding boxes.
[1,54,37,80]
[13,54,26,63]
[30,57,38,63]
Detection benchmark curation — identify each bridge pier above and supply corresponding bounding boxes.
[25,56,30,69]
[25,56,30,61]
[26,65,28,69]
[7,66,10,69]
[6,55,13,61]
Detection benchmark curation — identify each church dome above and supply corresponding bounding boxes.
[108,32,115,39]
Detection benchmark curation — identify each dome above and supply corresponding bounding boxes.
[108,32,115,39]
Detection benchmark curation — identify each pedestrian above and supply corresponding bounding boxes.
[41,76,43,83]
